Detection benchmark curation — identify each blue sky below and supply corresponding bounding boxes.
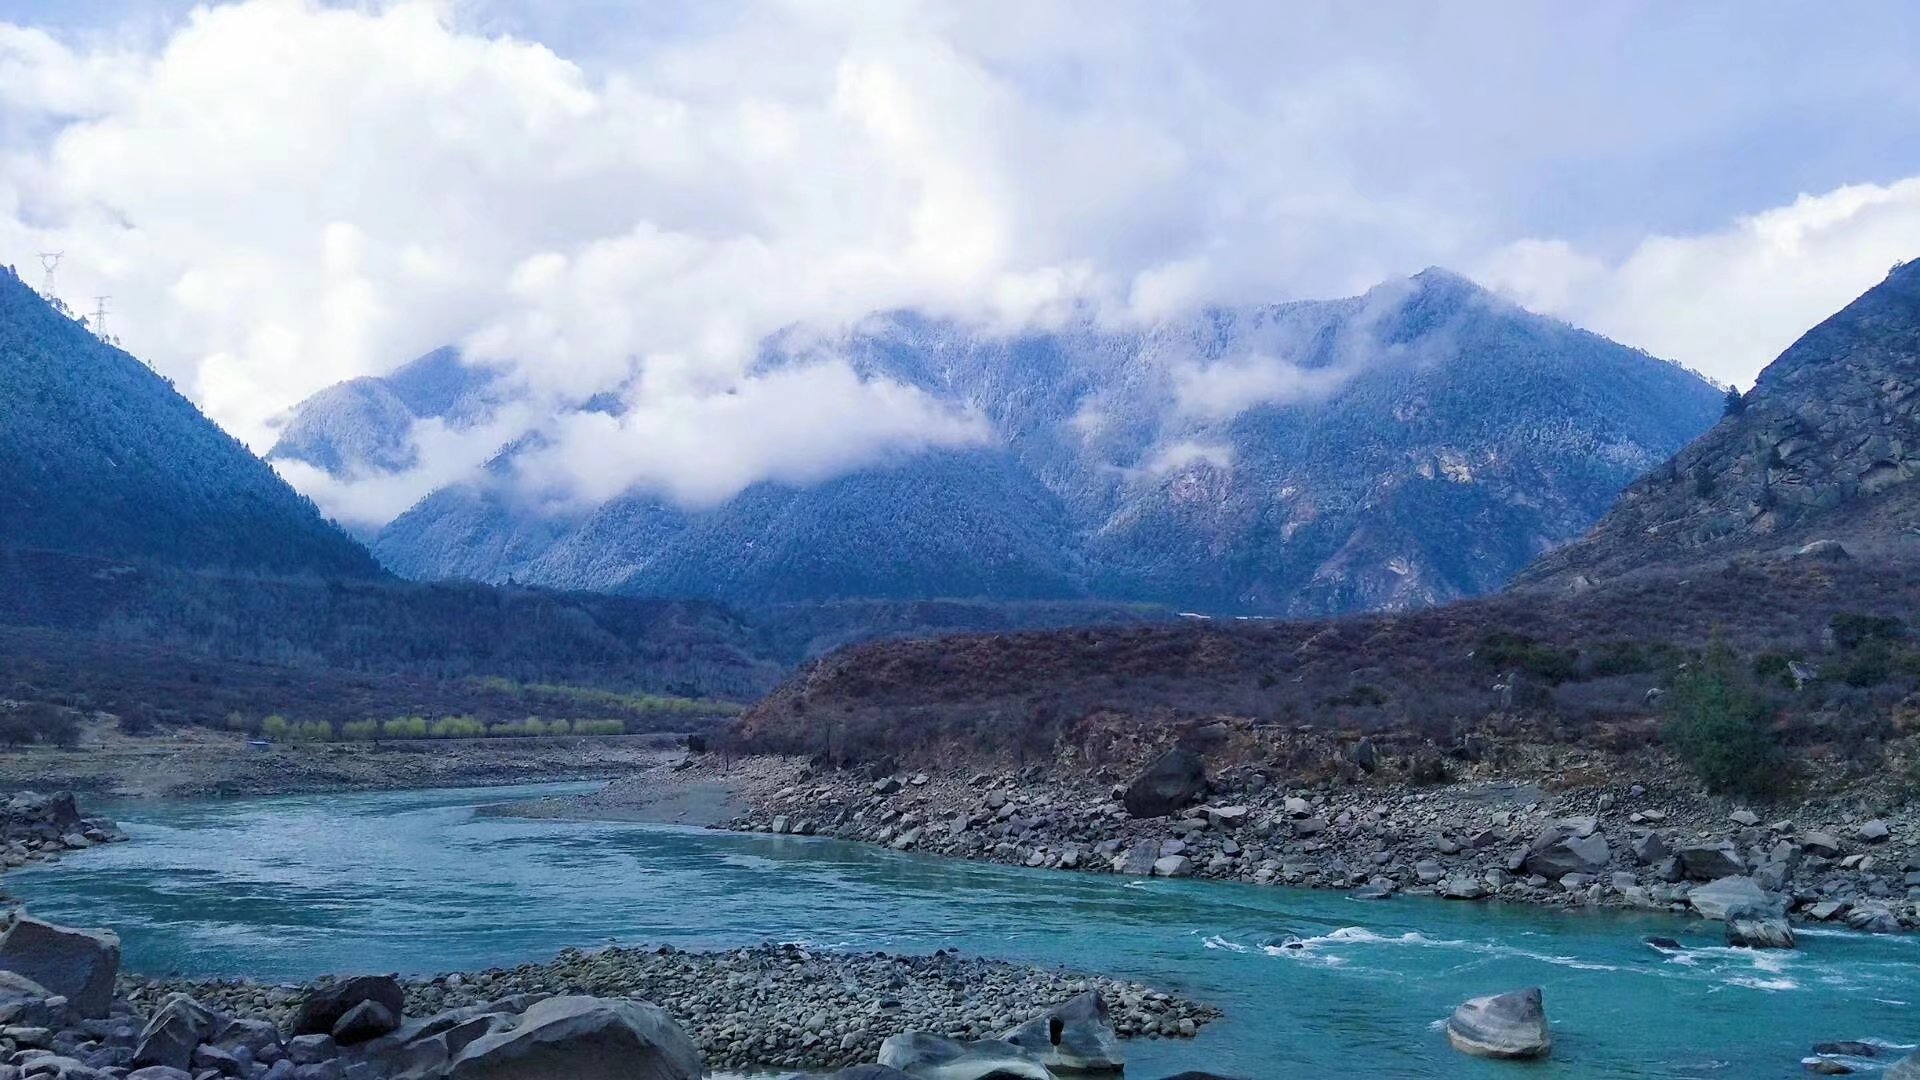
[3,0,1919,519]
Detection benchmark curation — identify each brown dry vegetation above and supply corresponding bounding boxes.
[725,553,1920,775]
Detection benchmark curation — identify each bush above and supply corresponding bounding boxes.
[261,714,291,741]
[341,719,381,741]
[1475,632,1578,684]
[1662,644,1784,795]
[1831,613,1905,651]
[117,704,158,736]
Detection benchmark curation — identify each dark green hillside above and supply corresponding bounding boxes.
[0,266,379,577]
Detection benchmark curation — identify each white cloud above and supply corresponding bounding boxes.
[1172,354,1354,420]
[512,359,991,508]
[1479,178,1920,388]
[1142,440,1234,475]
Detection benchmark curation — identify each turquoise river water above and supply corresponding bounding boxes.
[4,783,1915,1078]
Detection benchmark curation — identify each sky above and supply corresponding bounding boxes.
[3,0,1920,525]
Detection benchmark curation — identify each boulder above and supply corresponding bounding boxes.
[126,1069,194,1080]
[1725,913,1796,949]
[0,915,120,1018]
[1522,828,1609,880]
[1857,820,1891,844]
[333,998,400,1045]
[1677,839,1746,880]
[443,995,701,1080]
[1688,876,1775,921]
[1001,991,1123,1073]
[1631,832,1670,864]
[1116,840,1158,876]
[1123,750,1208,818]
[1445,987,1551,1059]
[133,994,224,1071]
[877,1032,1052,1080]
[1152,855,1194,878]
[293,975,405,1036]
[1887,1053,1920,1080]
[1800,831,1843,858]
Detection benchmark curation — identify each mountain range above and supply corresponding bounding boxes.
[731,258,1920,763]
[274,268,1724,616]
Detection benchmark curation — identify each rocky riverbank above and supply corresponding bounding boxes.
[129,943,1217,1074]
[702,749,1920,935]
[0,791,126,877]
[0,733,685,799]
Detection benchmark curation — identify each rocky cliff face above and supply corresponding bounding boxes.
[278,268,1721,615]
[1521,259,1920,587]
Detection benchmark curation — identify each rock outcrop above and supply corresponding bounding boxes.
[1123,750,1208,819]
[1444,987,1551,1059]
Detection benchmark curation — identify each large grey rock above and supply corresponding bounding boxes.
[876,1031,1052,1079]
[1002,991,1123,1073]
[1688,876,1775,920]
[133,994,224,1071]
[293,975,405,1037]
[126,1069,193,1080]
[1445,987,1551,1059]
[1725,913,1795,949]
[443,995,700,1080]
[1123,750,1208,818]
[1522,828,1609,879]
[0,915,120,1018]
[1677,839,1745,880]
[1886,1053,1920,1080]
[332,998,400,1045]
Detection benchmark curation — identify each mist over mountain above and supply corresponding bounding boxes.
[0,267,379,579]
[274,268,1723,615]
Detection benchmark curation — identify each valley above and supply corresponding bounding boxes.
[3,140,1920,1080]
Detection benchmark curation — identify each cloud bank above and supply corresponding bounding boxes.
[2,0,1918,523]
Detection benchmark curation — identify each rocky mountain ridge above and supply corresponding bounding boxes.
[1520,258,1920,586]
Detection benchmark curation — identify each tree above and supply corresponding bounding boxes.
[1662,643,1783,795]
[1722,386,1747,416]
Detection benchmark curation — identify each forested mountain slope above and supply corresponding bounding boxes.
[0,267,378,578]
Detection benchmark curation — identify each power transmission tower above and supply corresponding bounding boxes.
[91,296,111,340]
[36,252,62,299]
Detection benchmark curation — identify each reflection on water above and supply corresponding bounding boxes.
[8,783,1916,1078]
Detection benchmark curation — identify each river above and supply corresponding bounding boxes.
[5,783,1913,1078]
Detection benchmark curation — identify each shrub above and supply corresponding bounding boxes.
[575,718,626,736]
[1325,684,1388,708]
[1838,638,1894,688]
[1475,632,1578,684]
[341,719,381,741]
[1830,613,1906,651]
[385,716,428,739]
[1661,644,1784,795]
[117,704,158,736]
[261,714,291,741]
